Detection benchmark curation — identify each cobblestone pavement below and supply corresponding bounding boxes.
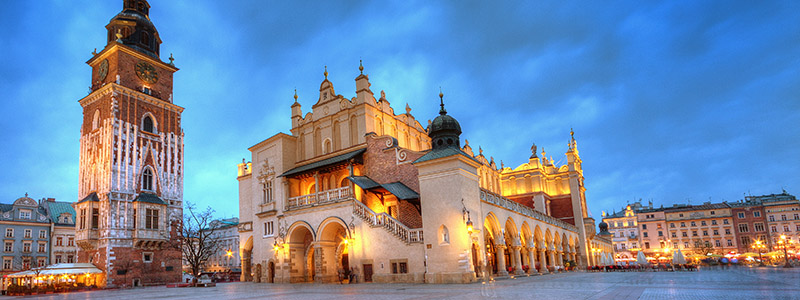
[9,266,800,300]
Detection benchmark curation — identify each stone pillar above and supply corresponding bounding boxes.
[538,249,548,274]
[313,172,320,194]
[512,246,524,275]
[527,247,537,274]
[548,250,556,271]
[496,245,508,276]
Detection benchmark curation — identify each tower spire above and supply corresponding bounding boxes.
[359,59,364,75]
[293,88,298,103]
[439,87,446,115]
[324,66,328,80]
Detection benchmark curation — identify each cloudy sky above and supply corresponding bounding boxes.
[1,1,798,220]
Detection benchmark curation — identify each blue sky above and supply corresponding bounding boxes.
[1,1,798,220]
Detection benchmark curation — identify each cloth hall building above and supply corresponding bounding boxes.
[237,67,611,284]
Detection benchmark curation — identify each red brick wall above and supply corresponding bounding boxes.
[731,206,768,253]
[549,195,576,225]
[507,195,534,209]
[107,247,182,287]
[363,134,426,229]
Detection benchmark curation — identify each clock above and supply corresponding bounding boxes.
[135,60,159,84]
[97,59,109,81]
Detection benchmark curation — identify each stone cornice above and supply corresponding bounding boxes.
[79,83,185,113]
[87,43,179,72]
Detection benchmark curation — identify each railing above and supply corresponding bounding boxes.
[479,188,579,232]
[352,199,424,244]
[287,186,352,209]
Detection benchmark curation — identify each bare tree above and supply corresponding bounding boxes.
[177,202,225,282]
[692,239,717,256]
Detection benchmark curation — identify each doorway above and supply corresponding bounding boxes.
[268,261,275,283]
[363,264,373,282]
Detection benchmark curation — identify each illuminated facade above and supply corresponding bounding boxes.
[74,0,183,287]
[603,203,643,261]
[237,66,610,284]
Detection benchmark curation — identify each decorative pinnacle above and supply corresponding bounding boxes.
[439,87,446,115]
[168,53,175,66]
[324,66,328,79]
[359,59,364,75]
[293,88,298,102]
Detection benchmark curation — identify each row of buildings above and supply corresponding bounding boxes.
[603,191,799,261]
[0,195,77,276]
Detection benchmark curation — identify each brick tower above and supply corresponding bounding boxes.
[75,0,183,287]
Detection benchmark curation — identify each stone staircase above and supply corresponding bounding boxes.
[352,200,424,244]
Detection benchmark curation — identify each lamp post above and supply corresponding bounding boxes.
[778,235,794,268]
[752,240,766,266]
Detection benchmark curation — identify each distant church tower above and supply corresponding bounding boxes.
[75,0,183,287]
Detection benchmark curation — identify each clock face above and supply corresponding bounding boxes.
[135,60,159,84]
[98,59,109,81]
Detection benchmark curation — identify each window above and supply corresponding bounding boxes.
[725,229,731,235]
[657,223,663,229]
[24,229,31,238]
[673,242,678,249]
[22,257,30,269]
[784,225,790,232]
[39,230,46,239]
[264,221,274,236]
[5,228,13,238]
[739,224,749,233]
[133,209,137,228]
[390,260,408,274]
[737,212,745,219]
[782,215,787,221]
[262,180,273,204]
[680,222,686,228]
[794,214,799,220]
[796,225,800,232]
[741,236,751,247]
[643,232,648,238]
[692,231,698,237]
[3,258,11,270]
[679,214,684,218]
[142,167,154,191]
[658,231,663,237]
[55,255,62,264]
[769,215,775,222]
[703,230,708,236]
[710,211,715,215]
[754,211,761,218]
[145,208,159,230]
[439,225,449,245]
[771,226,777,233]
[645,242,650,249]
[642,224,647,230]
[684,242,689,248]
[37,243,45,253]
[143,252,153,263]
[22,242,31,253]
[632,242,637,248]
[691,221,696,227]
[19,209,31,219]
[67,255,74,263]
[713,229,719,235]
[671,232,677,238]
[92,208,99,229]
[711,220,717,225]
[727,239,733,246]
[723,219,729,225]
[715,240,721,247]
[68,237,74,247]
[80,208,86,229]
[682,232,688,237]
[4,242,12,252]
[670,223,675,228]
[701,221,706,226]
[142,115,155,133]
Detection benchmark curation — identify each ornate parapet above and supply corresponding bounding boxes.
[479,188,578,232]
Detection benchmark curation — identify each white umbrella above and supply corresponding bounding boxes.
[672,249,687,265]
[636,251,648,265]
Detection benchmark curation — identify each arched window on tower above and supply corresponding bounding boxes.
[142,167,154,191]
[92,110,100,131]
[141,31,150,47]
[439,225,449,245]
[142,115,155,133]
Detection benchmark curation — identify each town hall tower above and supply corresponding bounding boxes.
[75,0,183,287]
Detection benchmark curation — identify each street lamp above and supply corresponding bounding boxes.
[778,235,794,268]
[752,240,766,266]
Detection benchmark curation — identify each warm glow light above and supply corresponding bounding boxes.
[226,250,233,258]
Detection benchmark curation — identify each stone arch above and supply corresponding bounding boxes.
[483,212,502,243]
[438,225,450,245]
[287,221,316,283]
[92,109,100,130]
[483,212,503,275]
[332,120,340,151]
[141,112,157,134]
[349,114,358,146]
[317,217,351,282]
[240,236,253,281]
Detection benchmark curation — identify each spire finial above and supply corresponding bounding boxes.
[293,88,298,102]
[438,87,446,115]
[359,59,364,75]
[570,127,574,138]
[324,66,328,79]
[168,53,175,66]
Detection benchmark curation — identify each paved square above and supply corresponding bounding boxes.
[9,267,800,299]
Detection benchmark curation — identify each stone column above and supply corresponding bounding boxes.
[496,245,509,276]
[513,246,524,275]
[548,249,556,271]
[527,247,537,274]
[538,248,548,274]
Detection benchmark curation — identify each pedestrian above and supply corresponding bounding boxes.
[337,268,344,284]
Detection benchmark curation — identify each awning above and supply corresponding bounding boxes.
[4,263,102,278]
[133,193,166,205]
[348,176,419,200]
[280,149,365,178]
